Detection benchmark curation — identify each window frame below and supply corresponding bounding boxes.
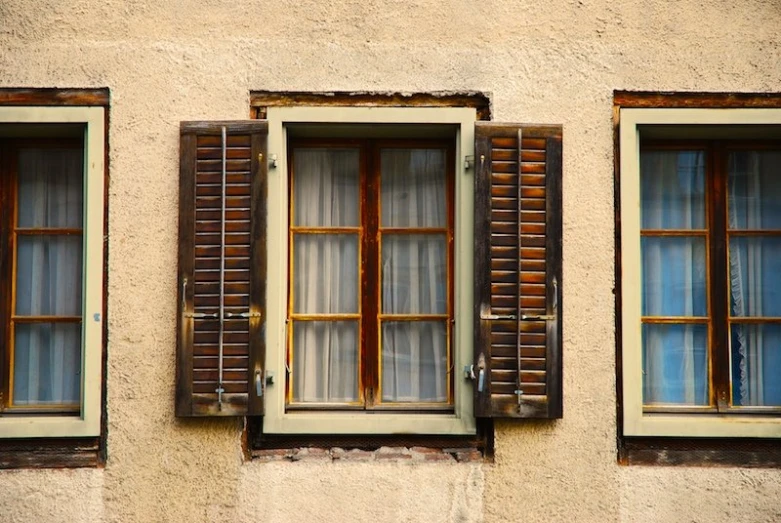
[620,107,781,438]
[0,106,105,439]
[264,106,477,435]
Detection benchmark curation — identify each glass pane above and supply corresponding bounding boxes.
[18,148,83,228]
[729,237,781,317]
[292,148,359,227]
[13,322,81,406]
[292,321,358,403]
[640,150,705,230]
[381,149,446,227]
[293,234,358,314]
[382,234,446,314]
[381,321,447,403]
[731,323,781,407]
[16,235,83,316]
[641,236,707,317]
[642,323,708,405]
[728,150,781,230]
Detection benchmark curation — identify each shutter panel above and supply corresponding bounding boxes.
[473,122,562,419]
[177,121,268,417]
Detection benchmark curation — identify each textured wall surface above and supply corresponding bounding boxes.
[1,1,781,522]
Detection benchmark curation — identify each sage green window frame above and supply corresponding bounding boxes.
[0,107,105,438]
[620,107,781,438]
[264,106,476,435]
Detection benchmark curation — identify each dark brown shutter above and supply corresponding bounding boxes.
[177,121,268,417]
[473,122,562,419]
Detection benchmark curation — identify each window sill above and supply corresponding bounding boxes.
[620,437,781,468]
[0,437,101,469]
[247,417,491,462]
[624,412,781,438]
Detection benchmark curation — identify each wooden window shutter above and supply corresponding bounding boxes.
[177,121,268,417]
[473,122,563,419]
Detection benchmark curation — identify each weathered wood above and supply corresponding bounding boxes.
[0,88,109,107]
[544,134,563,418]
[177,122,268,417]
[0,438,100,469]
[246,130,267,415]
[620,437,781,467]
[614,91,781,109]
[251,91,492,121]
[473,122,563,419]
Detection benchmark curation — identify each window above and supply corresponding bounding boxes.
[176,99,563,437]
[287,138,455,410]
[620,106,781,438]
[0,106,105,438]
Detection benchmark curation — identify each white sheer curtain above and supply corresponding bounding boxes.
[640,151,708,405]
[13,148,83,406]
[380,149,447,403]
[292,148,359,402]
[728,151,781,406]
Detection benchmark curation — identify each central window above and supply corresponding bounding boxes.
[263,106,476,435]
[287,139,455,410]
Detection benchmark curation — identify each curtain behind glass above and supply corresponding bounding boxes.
[640,151,709,405]
[292,148,359,402]
[380,149,448,403]
[13,148,83,406]
[728,151,781,406]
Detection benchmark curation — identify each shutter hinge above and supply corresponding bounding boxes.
[464,155,475,170]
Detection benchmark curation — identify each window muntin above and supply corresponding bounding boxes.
[287,139,454,410]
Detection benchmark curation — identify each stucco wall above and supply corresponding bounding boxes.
[1,1,781,522]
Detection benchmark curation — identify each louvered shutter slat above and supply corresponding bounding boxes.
[473,123,563,419]
[177,121,268,417]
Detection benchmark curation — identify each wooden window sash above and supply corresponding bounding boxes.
[640,140,781,414]
[285,138,456,410]
[0,140,84,415]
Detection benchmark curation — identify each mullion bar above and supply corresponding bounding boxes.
[709,143,730,409]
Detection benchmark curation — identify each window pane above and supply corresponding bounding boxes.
[382,234,446,314]
[731,323,781,407]
[292,321,358,403]
[728,150,781,230]
[293,234,358,314]
[381,149,446,227]
[18,148,83,229]
[641,236,707,317]
[292,148,359,227]
[13,322,81,406]
[381,321,447,403]
[642,323,708,405]
[16,235,83,316]
[640,150,705,230]
[729,237,781,317]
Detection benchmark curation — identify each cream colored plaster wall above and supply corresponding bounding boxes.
[0,1,780,522]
